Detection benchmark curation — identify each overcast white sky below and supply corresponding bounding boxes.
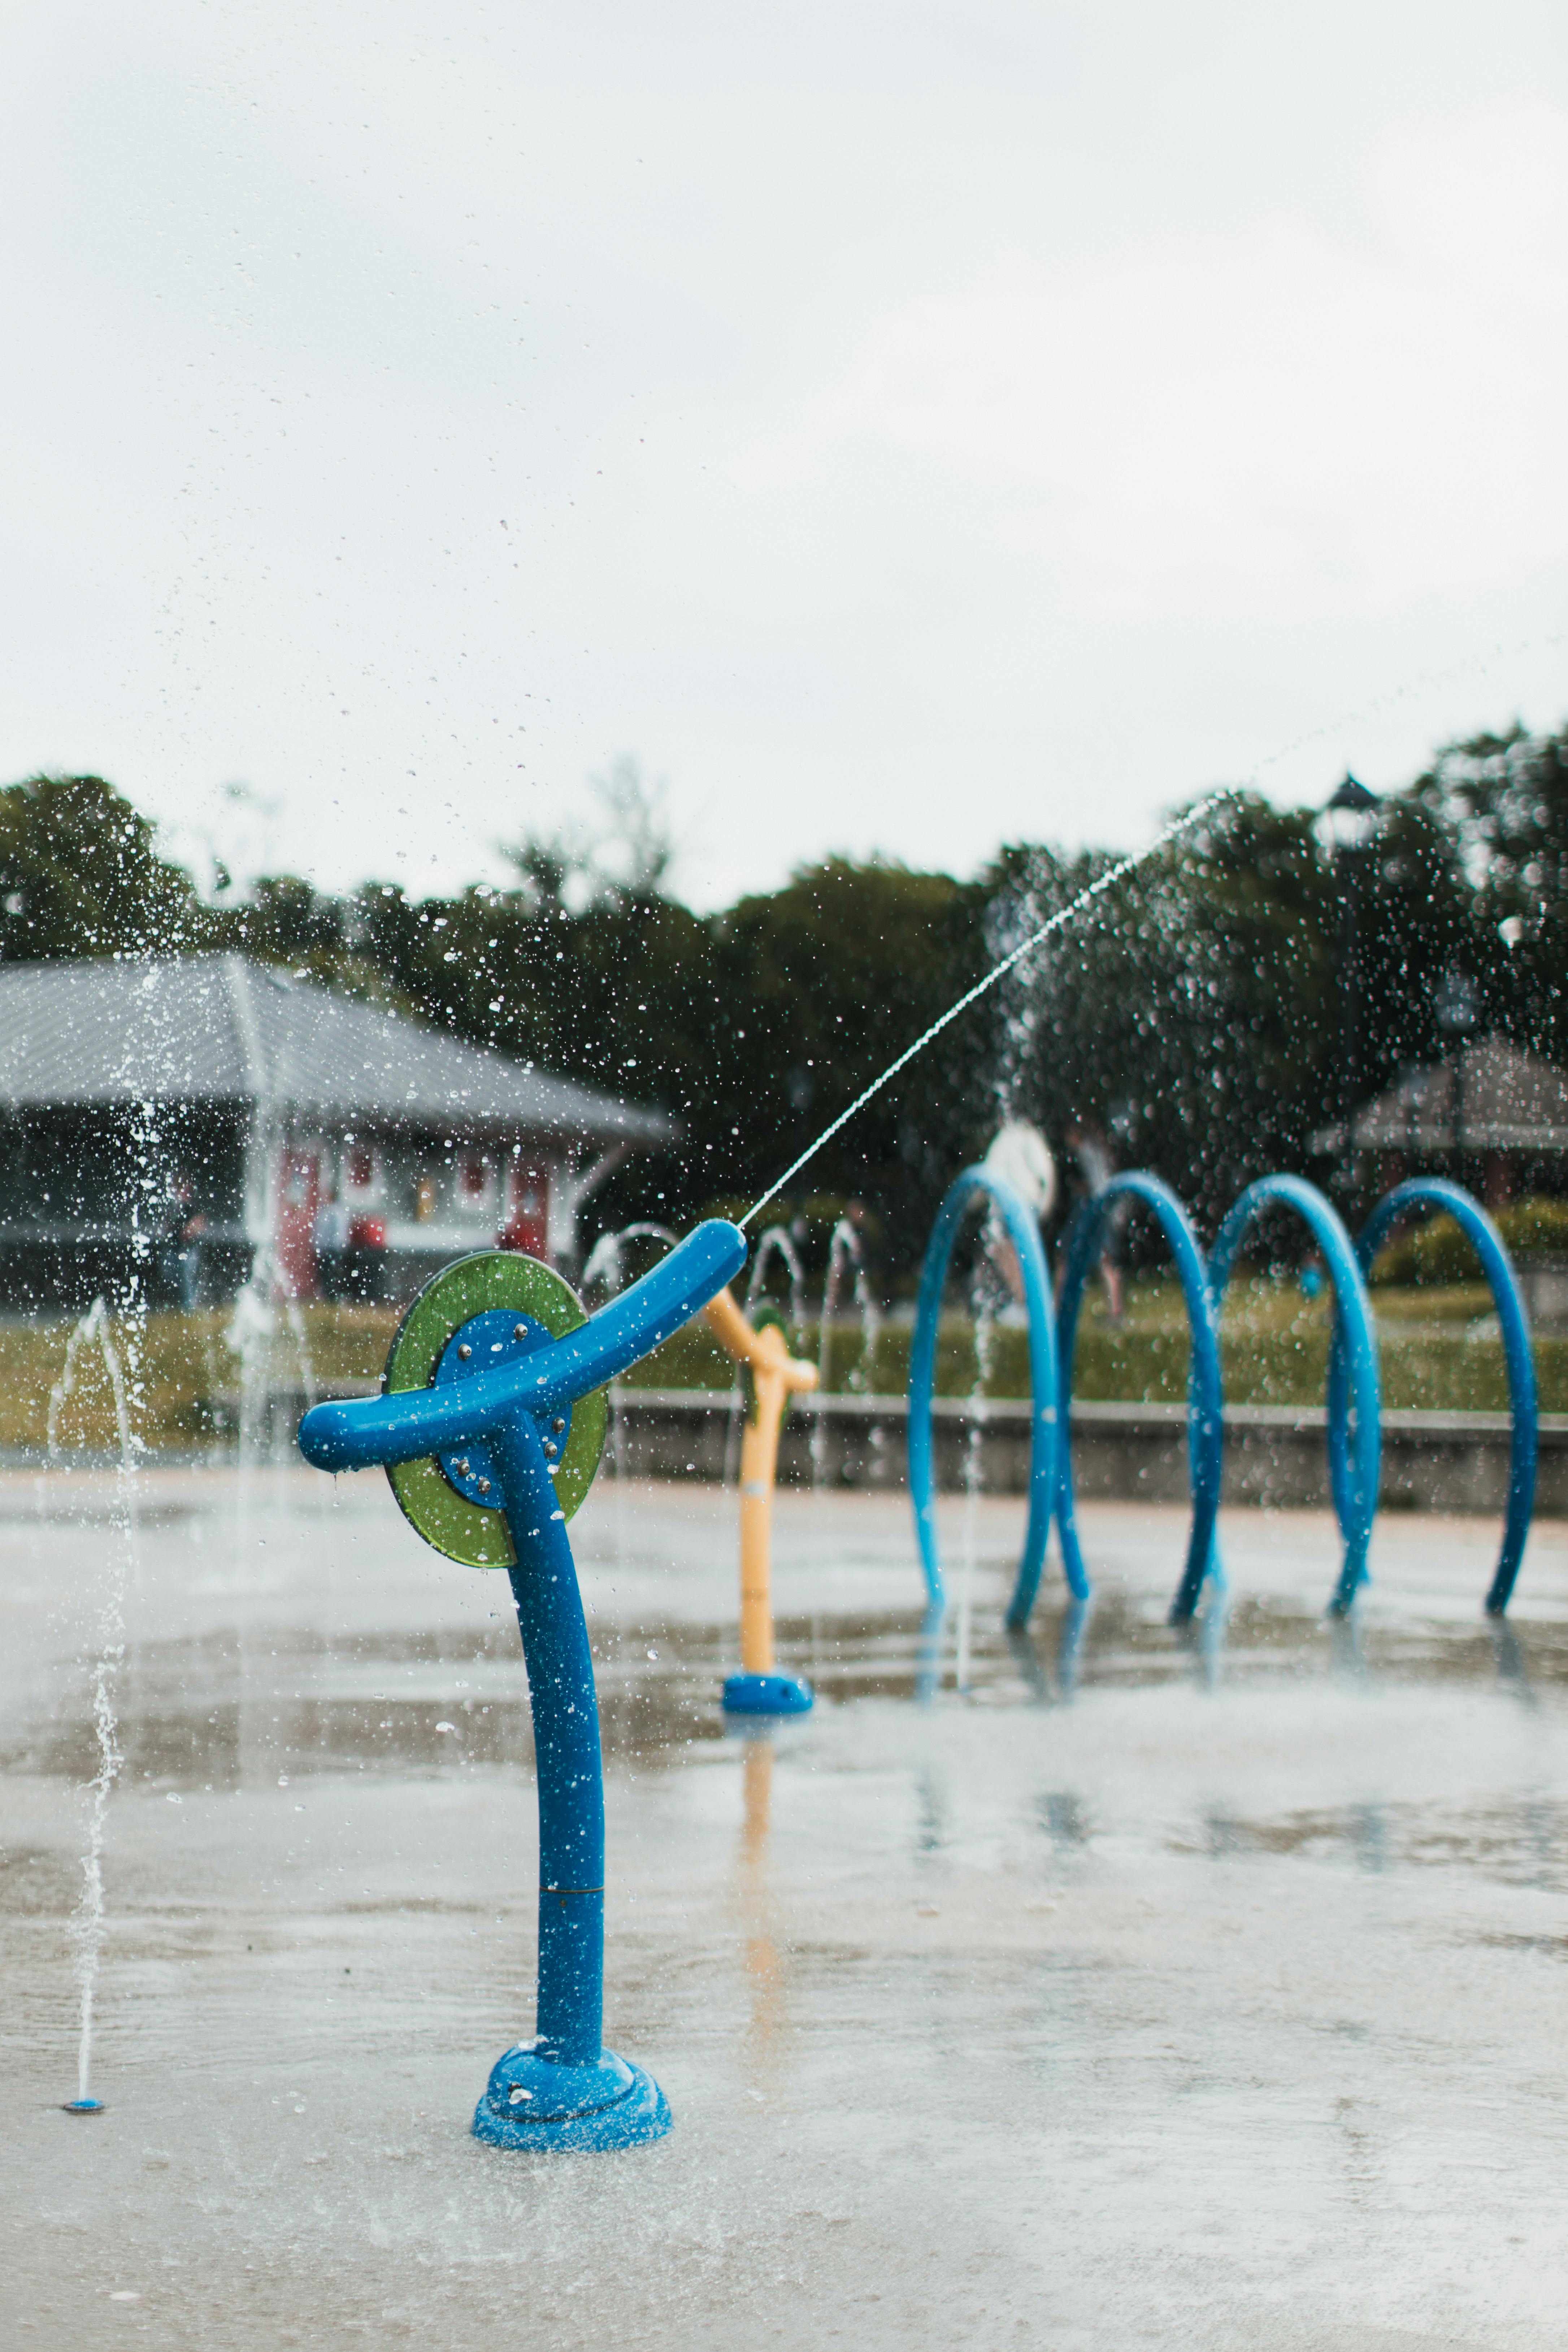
[1,0,1563,907]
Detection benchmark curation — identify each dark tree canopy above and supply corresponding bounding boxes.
[0,775,208,960]
[5,719,1565,1274]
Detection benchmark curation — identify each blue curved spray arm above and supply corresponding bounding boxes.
[300,1219,746,1470]
[296,1219,747,2108]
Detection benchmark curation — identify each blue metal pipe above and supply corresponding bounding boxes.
[489,1408,606,2065]
[1343,1178,1537,1614]
[1054,1173,1224,1628]
[906,1166,1064,1620]
[1208,1174,1380,1616]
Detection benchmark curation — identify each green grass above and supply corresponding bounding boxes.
[626,1273,1568,1415]
[12,1273,1563,1455]
[3,1301,400,1456]
[572,1271,1566,1413]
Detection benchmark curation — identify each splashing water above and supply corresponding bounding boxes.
[48,1296,139,2108]
[281,1290,316,1420]
[226,1236,317,1473]
[812,1219,882,1490]
[582,1225,678,1488]
[46,1296,130,1467]
[954,1273,999,1698]
[226,1274,274,1469]
[225,991,316,1481]
[744,1226,806,1329]
[225,1234,318,1581]
[984,876,1048,1135]
[581,1222,679,1296]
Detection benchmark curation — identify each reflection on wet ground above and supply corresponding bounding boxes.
[12,1568,1568,1794]
[4,1466,1568,2347]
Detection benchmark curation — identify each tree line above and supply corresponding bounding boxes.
[0,723,1562,1278]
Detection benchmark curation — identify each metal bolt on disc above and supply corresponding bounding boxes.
[381,1251,608,1568]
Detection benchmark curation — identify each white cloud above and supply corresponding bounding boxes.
[745,105,1568,614]
[0,1,1562,905]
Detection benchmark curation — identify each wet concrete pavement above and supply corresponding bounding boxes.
[4,1463,1568,2348]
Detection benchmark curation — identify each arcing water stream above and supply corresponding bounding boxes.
[753,621,1568,1229]
[740,786,1241,1227]
[739,627,1568,1233]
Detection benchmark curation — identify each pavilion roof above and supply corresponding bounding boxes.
[1313,1035,1568,1156]
[0,954,675,1144]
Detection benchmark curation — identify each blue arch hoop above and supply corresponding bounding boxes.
[1052,1173,1224,1630]
[908,1166,1068,1619]
[1208,1174,1380,1617]
[1338,1178,1537,1615]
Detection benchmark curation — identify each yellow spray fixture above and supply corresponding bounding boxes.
[701,1284,818,1714]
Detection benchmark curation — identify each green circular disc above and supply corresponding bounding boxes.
[382,1251,608,1569]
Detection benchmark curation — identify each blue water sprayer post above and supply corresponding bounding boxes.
[297,1218,747,2153]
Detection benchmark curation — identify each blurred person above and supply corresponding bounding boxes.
[981,1120,1057,1309]
[1065,1119,1125,1325]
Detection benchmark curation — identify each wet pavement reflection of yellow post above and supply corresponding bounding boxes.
[733,1726,789,2084]
[700,1286,817,1713]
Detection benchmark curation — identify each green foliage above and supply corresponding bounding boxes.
[972,726,1568,1245]
[0,775,210,960]
[704,856,989,1266]
[4,718,1566,1285]
[980,795,1339,1229]
[313,851,989,1273]
[1370,1196,1568,1285]
[1496,1198,1568,1262]
[1410,723,1568,1066]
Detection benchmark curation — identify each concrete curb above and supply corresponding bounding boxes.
[604,1387,1568,1516]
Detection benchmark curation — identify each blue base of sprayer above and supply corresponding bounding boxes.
[61,2098,105,2114]
[722,1671,813,1716]
[472,2044,672,2154]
